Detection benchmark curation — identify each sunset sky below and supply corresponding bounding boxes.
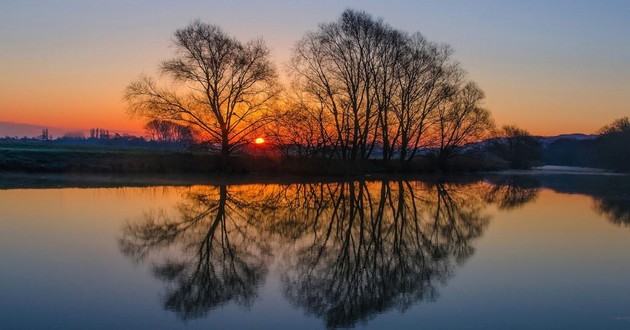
[1,0,628,136]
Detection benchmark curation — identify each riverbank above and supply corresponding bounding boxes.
[0,141,503,175]
[488,165,620,176]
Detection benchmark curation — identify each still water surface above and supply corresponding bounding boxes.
[1,175,629,329]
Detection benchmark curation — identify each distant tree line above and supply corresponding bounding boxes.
[144,119,194,146]
[1,126,189,148]
[543,117,630,171]
[40,128,51,141]
[489,125,542,169]
[89,128,110,139]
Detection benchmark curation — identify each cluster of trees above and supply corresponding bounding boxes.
[490,125,542,169]
[272,10,493,166]
[597,117,630,171]
[40,128,51,141]
[89,128,110,139]
[543,117,630,171]
[144,119,194,145]
[125,10,493,168]
[123,11,628,172]
[487,117,629,171]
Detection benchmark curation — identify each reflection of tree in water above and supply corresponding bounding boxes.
[510,175,630,228]
[279,180,491,328]
[484,176,540,210]
[593,196,630,227]
[119,185,271,320]
[585,177,630,227]
[119,180,493,327]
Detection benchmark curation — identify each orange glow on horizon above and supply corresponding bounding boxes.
[254,137,265,144]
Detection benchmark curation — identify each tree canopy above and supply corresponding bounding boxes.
[125,20,279,156]
[125,11,496,170]
[285,9,493,166]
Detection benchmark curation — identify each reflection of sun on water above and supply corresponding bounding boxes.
[254,137,265,144]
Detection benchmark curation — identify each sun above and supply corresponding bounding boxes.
[254,137,265,144]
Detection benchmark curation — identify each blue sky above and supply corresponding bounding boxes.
[1,0,628,134]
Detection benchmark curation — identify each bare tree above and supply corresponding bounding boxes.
[144,119,194,145]
[484,176,540,209]
[280,180,490,328]
[491,125,541,169]
[287,9,493,167]
[289,10,390,160]
[430,82,494,169]
[265,97,331,158]
[40,128,49,141]
[125,20,279,158]
[389,35,459,165]
[119,185,271,319]
[596,117,630,171]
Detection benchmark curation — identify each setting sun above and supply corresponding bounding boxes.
[254,137,265,144]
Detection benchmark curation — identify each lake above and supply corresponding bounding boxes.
[1,174,629,329]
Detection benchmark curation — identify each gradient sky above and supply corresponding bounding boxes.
[1,0,628,136]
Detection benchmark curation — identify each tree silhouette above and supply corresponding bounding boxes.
[119,180,493,326]
[144,119,194,145]
[125,20,279,158]
[596,117,630,171]
[429,83,494,169]
[278,180,490,328]
[484,176,541,210]
[593,196,630,227]
[286,9,493,165]
[119,185,271,319]
[490,125,541,169]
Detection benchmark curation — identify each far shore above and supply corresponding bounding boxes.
[2,141,627,182]
[490,165,623,176]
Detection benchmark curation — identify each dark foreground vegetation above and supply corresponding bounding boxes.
[0,141,215,173]
[0,140,505,175]
[1,116,627,175]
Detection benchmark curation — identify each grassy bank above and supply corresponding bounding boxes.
[0,141,221,173]
[0,141,504,175]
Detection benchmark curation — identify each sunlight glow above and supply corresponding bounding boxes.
[254,137,265,144]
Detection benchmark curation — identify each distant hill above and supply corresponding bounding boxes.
[463,133,598,152]
[536,133,598,144]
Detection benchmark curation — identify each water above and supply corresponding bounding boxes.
[1,174,629,329]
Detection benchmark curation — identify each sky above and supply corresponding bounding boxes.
[0,0,628,136]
